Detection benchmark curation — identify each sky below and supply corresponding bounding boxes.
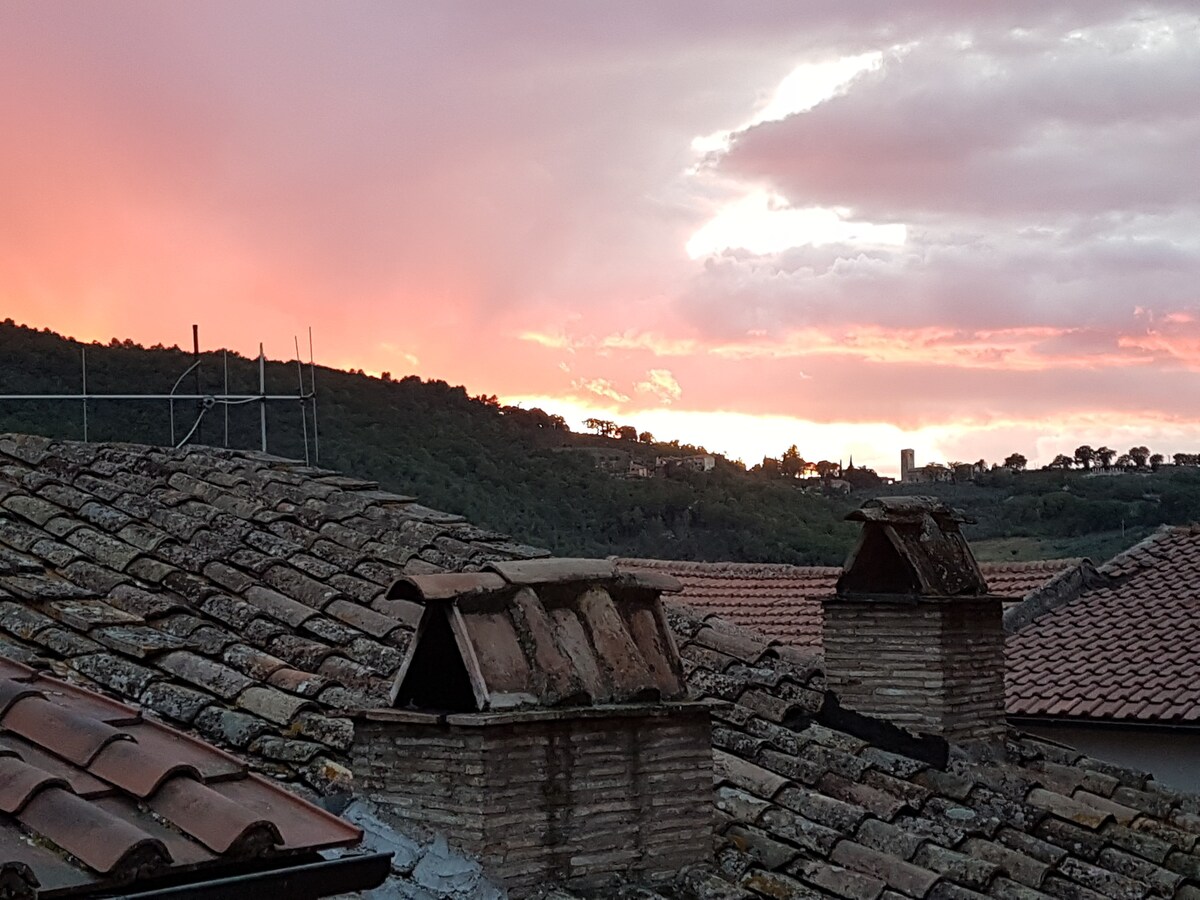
[2,2,1199,475]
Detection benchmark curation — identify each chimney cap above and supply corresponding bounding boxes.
[836,495,990,599]
[386,558,682,605]
[387,559,688,713]
[845,495,976,526]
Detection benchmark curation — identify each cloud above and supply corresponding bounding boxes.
[717,16,1200,219]
[570,377,629,403]
[676,9,1200,359]
[3,2,1200,471]
[634,369,682,404]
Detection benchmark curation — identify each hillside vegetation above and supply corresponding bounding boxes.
[3,321,1199,566]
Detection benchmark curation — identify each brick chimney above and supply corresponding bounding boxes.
[823,497,1006,743]
[348,559,713,897]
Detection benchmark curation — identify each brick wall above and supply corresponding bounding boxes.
[824,598,1005,743]
[350,704,713,896]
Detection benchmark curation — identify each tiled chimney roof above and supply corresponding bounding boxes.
[838,496,989,598]
[388,558,686,711]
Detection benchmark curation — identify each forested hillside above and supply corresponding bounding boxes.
[0,322,857,563]
[4,320,1200,565]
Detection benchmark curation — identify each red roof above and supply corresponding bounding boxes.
[1007,525,1200,724]
[615,559,836,648]
[0,656,361,896]
[617,557,1078,649]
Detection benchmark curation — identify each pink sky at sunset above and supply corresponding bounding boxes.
[2,2,1199,475]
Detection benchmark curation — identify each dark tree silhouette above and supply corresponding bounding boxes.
[1003,453,1028,471]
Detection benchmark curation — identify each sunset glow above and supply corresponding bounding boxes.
[3,3,1200,476]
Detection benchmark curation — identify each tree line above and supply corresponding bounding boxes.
[1000,445,1197,472]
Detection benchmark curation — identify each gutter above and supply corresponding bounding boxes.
[1009,715,1200,736]
[113,852,393,900]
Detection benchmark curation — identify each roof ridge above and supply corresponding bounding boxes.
[1094,523,1180,576]
[614,557,840,578]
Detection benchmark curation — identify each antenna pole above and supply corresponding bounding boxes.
[294,335,310,466]
[258,343,267,453]
[308,327,319,463]
[192,325,202,445]
[81,346,88,442]
[223,350,229,448]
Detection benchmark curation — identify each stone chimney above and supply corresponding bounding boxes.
[900,448,915,483]
[823,496,1006,743]
[348,559,713,897]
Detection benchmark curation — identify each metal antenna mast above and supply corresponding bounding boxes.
[0,327,320,460]
[294,335,310,466]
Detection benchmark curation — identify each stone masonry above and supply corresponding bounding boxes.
[350,705,714,897]
[824,597,1006,743]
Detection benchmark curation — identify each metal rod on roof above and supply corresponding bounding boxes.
[192,324,202,445]
[223,349,229,448]
[258,343,267,453]
[0,393,308,401]
[169,358,202,449]
[308,326,319,463]
[294,335,310,466]
[81,346,88,442]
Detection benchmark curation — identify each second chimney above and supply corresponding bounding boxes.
[823,496,1006,743]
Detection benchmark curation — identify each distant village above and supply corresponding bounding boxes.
[562,422,1200,493]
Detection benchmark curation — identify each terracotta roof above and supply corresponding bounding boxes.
[664,606,1200,900]
[6,435,1200,898]
[0,434,547,792]
[614,558,837,648]
[390,559,686,711]
[1007,525,1200,724]
[617,557,1081,649]
[0,655,363,897]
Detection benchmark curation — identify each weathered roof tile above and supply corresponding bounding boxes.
[158,651,253,700]
[235,684,313,724]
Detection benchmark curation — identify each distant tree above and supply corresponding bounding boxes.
[380,371,392,382]
[1129,446,1151,467]
[1073,445,1095,470]
[1047,454,1074,470]
[1096,446,1116,469]
[1115,453,1134,468]
[584,418,617,436]
[616,425,638,441]
[1150,453,1164,467]
[548,414,569,431]
[637,431,654,443]
[761,457,780,475]
[781,445,806,478]
[1174,453,1199,467]
[814,460,839,478]
[842,465,882,490]
[1003,453,1028,471]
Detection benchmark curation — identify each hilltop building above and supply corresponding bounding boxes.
[900,448,983,484]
